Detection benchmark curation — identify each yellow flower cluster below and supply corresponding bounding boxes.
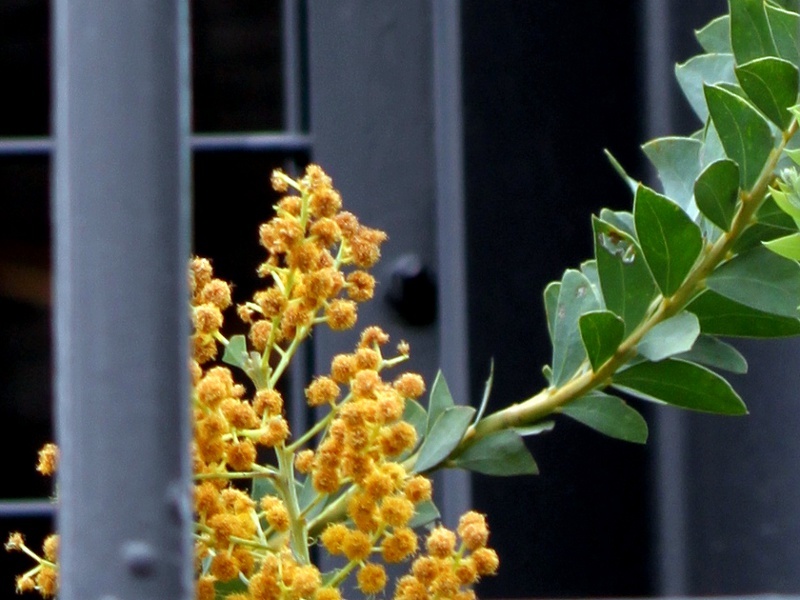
[10,165,499,600]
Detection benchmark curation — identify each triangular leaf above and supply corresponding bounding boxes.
[705,83,775,189]
[514,421,556,437]
[686,289,800,337]
[453,430,538,476]
[729,0,779,64]
[604,148,638,193]
[579,310,625,371]
[402,399,427,450]
[676,54,737,122]
[560,391,648,444]
[641,136,703,214]
[593,217,658,334]
[222,334,249,369]
[735,56,799,129]
[551,269,601,386]
[675,334,748,373]
[696,15,732,54]
[634,185,704,296]
[544,281,561,343]
[414,405,476,473]
[764,232,800,259]
[474,361,494,424]
[637,311,701,362]
[426,371,455,433]
[613,359,747,415]
[707,246,800,317]
[694,159,740,231]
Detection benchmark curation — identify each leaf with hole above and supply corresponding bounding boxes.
[613,359,747,415]
[634,185,703,296]
[593,217,658,334]
[579,310,625,371]
[551,269,601,386]
[694,159,740,231]
[707,246,800,318]
[560,391,648,444]
[453,430,538,476]
[705,84,775,190]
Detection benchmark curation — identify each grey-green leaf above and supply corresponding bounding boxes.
[402,399,427,448]
[408,500,440,529]
[735,56,799,129]
[613,359,747,415]
[729,0,779,64]
[637,311,701,362]
[544,281,561,343]
[604,149,638,193]
[514,421,556,437]
[560,391,648,444]
[704,83,775,189]
[593,217,658,334]
[642,136,703,214]
[414,405,476,473]
[579,310,625,372]
[675,334,748,373]
[551,269,601,386]
[453,430,538,476]
[634,185,704,296]
[676,54,737,122]
[696,15,731,54]
[694,159,740,231]
[222,334,248,369]
[707,246,800,317]
[426,371,455,433]
[687,289,800,337]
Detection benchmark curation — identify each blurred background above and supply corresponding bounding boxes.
[5,0,800,597]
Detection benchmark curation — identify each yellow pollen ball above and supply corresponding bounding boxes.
[326,299,357,331]
[342,529,373,562]
[357,563,387,595]
[426,526,457,559]
[472,547,500,576]
[320,523,349,555]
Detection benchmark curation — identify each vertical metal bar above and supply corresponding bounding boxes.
[432,0,472,524]
[642,0,686,593]
[53,2,192,599]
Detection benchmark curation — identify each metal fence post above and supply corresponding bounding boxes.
[52,2,192,599]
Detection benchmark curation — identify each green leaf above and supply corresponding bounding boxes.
[551,269,601,385]
[560,391,648,444]
[514,420,556,436]
[686,289,800,336]
[581,259,603,307]
[214,576,247,599]
[474,361,494,424]
[579,310,625,371]
[696,15,732,54]
[694,159,740,230]
[676,54,737,122]
[707,246,800,317]
[402,399,428,447]
[734,195,797,250]
[408,500,440,529]
[544,281,561,343]
[593,217,658,334]
[770,181,800,226]
[767,4,800,66]
[414,405,476,473]
[641,136,703,214]
[598,209,637,238]
[426,371,455,433]
[634,185,704,296]
[222,334,248,369]
[613,359,747,415]
[604,148,638,193]
[705,83,775,189]
[700,121,728,168]
[453,430,538,476]
[675,334,748,373]
[764,232,800,259]
[730,0,779,64]
[735,57,799,129]
[637,311,701,362]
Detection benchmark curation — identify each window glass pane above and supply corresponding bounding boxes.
[0,0,49,136]
[191,0,284,132]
